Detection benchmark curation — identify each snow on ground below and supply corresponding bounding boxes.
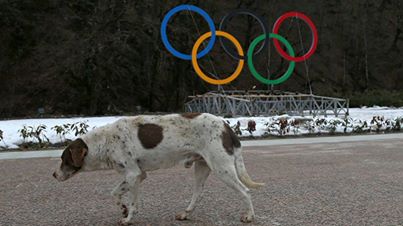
[0,116,122,149]
[0,107,402,149]
[225,106,403,137]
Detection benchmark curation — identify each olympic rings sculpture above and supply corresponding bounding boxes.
[160,4,318,85]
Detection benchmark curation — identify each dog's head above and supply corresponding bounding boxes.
[53,138,88,181]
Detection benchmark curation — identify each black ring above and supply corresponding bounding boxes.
[219,9,269,60]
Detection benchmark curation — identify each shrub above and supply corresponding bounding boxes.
[370,116,384,132]
[0,129,3,142]
[393,117,402,131]
[18,125,49,145]
[51,123,72,142]
[327,120,338,134]
[343,117,350,133]
[247,120,256,134]
[278,119,289,136]
[290,119,301,135]
[352,120,369,133]
[71,121,89,136]
[233,121,242,136]
[18,126,30,142]
[306,120,316,134]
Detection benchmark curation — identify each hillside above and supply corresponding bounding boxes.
[0,0,402,117]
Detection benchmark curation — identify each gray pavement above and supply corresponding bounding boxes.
[1,136,403,225]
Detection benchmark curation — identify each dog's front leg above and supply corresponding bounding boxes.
[119,168,144,225]
[111,180,130,217]
[125,171,146,218]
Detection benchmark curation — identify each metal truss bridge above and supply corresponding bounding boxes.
[184,90,349,117]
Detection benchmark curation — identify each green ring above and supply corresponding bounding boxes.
[247,33,296,85]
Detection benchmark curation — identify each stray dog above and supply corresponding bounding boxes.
[53,113,264,224]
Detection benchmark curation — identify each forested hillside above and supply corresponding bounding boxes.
[1,0,402,117]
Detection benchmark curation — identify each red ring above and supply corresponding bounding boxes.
[272,11,318,62]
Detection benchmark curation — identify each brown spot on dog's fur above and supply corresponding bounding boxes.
[122,204,128,217]
[138,123,163,149]
[221,123,241,155]
[181,112,201,119]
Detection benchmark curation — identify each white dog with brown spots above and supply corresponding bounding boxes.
[53,113,264,225]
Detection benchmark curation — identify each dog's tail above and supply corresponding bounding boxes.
[234,148,265,189]
[224,123,264,189]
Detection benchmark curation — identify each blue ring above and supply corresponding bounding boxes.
[160,5,216,60]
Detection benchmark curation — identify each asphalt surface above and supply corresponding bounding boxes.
[1,137,403,226]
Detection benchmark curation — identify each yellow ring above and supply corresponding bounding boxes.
[191,31,244,85]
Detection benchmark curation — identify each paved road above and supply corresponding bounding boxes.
[1,136,403,225]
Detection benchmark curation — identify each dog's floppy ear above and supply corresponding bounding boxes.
[68,139,88,168]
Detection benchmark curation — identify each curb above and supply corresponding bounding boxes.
[1,133,402,160]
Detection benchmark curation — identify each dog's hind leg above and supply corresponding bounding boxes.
[176,160,210,221]
[205,154,255,223]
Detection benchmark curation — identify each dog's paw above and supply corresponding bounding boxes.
[240,213,254,223]
[175,211,188,221]
[118,218,132,226]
